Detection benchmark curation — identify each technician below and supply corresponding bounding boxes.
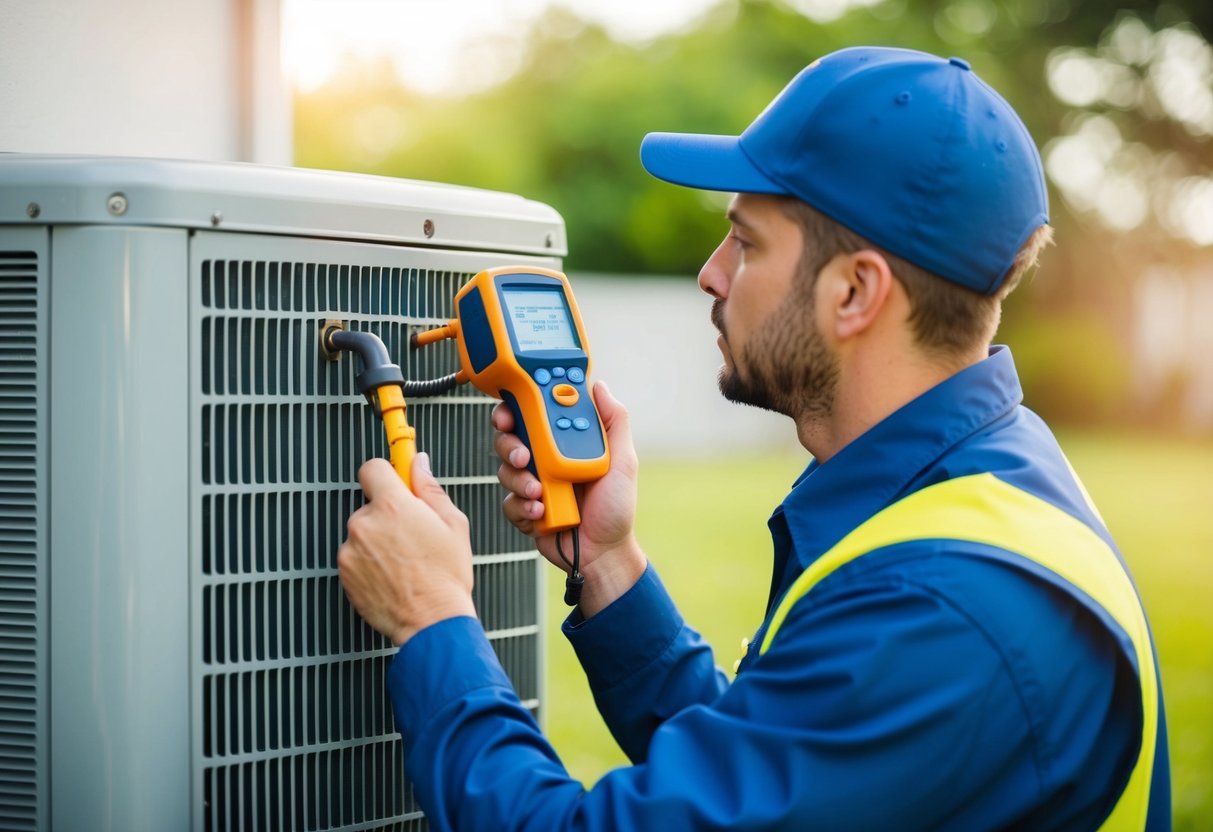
[337,46,1170,830]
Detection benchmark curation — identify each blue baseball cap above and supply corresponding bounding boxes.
[640,46,1049,294]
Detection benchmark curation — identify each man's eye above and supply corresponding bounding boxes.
[729,233,751,249]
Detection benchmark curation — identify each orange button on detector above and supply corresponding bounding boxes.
[552,383,579,406]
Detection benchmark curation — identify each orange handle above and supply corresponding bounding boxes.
[376,386,416,490]
[536,480,580,536]
[413,322,458,347]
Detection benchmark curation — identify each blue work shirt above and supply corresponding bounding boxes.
[387,346,1168,830]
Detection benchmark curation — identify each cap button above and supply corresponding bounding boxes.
[949,56,972,71]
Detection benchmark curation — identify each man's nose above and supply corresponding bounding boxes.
[698,237,732,300]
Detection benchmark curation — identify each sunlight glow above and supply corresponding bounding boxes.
[1045,115,1150,232]
[1045,16,1213,243]
[785,0,886,25]
[281,0,536,94]
[1047,51,1107,107]
[1149,28,1213,137]
[1044,115,1122,210]
[281,0,721,95]
[1166,176,1213,246]
[1104,15,1153,67]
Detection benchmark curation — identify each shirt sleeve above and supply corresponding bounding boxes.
[561,564,730,761]
[387,576,1047,832]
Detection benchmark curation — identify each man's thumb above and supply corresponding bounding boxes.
[594,380,632,443]
[410,452,463,524]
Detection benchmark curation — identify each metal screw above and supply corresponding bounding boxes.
[211,211,223,227]
[106,193,128,216]
[26,203,40,219]
[423,219,435,238]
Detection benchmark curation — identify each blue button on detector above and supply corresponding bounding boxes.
[573,417,590,431]
[533,368,552,385]
[556,417,572,430]
[551,367,566,378]
[567,367,585,383]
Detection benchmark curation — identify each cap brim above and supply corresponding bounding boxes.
[640,132,785,194]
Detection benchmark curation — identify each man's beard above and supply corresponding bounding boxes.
[712,281,839,420]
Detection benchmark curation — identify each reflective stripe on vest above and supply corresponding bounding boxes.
[758,472,1156,831]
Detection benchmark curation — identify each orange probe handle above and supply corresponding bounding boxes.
[413,323,457,346]
[376,385,416,490]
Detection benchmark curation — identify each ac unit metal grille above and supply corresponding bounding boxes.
[195,251,542,832]
[0,250,41,832]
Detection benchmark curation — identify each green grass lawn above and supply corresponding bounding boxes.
[541,431,1213,828]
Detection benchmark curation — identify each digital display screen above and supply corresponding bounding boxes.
[502,288,580,352]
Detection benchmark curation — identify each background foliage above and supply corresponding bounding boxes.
[296,0,1213,431]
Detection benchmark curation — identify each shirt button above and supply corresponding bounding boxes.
[733,637,751,676]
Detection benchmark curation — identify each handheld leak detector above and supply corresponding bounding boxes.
[322,266,608,605]
[415,266,610,536]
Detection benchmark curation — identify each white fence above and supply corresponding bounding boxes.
[570,273,801,455]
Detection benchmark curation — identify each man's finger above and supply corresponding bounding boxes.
[502,493,541,533]
[491,402,516,433]
[497,461,541,500]
[358,457,410,502]
[494,429,531,469]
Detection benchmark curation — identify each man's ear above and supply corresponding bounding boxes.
[826,250,895,341]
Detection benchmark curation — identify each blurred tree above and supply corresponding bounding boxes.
[296,0,1212,274]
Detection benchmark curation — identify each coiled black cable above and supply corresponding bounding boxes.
[557,528,584,607]
[401,374,460,396]
[324,326,460,399]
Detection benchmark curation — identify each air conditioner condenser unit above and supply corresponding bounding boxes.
[0,155,564,832]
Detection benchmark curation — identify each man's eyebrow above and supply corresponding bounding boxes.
[726,206,755,231]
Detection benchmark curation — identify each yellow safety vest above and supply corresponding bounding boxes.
[758,473,1156,831]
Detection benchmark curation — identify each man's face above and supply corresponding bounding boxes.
[698,193,839,419]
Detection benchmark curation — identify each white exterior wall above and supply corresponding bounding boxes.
[0,0,291,164]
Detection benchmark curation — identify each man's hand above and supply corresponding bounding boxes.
[493,380,647,617]
[337,453,476,647]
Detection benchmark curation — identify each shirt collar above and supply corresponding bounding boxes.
[777,345,1023,568]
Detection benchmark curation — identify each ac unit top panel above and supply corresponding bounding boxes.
[0,154,568,256]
